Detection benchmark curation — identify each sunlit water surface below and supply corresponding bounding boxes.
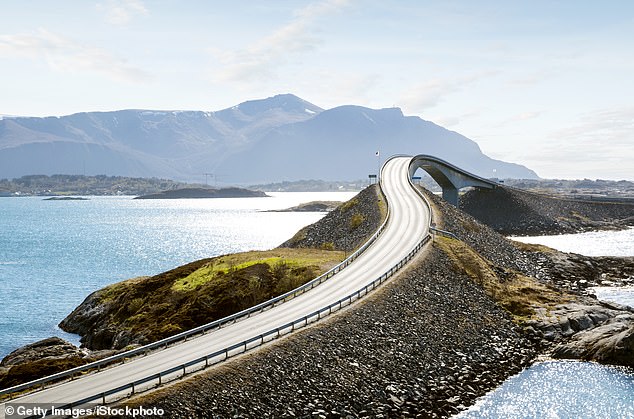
[510,227,634,257]
[0,192,355,359]
[457,361,634,418]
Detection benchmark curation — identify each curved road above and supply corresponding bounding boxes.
[1,156,430,414]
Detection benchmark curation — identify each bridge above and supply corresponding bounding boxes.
[409,154,498,206]
[0,155,479,417]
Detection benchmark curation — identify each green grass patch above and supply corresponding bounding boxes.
[172,249,343,292]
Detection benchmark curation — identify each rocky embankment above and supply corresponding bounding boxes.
[126,245,534,418]
[281,185,386,252]
[460,186,634,235]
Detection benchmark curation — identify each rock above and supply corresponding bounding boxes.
[553,315,634,366]
[0,337,95,389]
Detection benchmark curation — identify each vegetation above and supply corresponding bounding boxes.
[81,248,344,347]
[350,213,365,229]
[435,237,571,319]
[0,174,205,196]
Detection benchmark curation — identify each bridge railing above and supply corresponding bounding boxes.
[1,177,393,400]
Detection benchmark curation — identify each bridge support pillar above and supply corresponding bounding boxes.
[442,186,459,207]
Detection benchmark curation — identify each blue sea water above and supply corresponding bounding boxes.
[0,192,355,359]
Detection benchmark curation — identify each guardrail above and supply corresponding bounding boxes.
[1,170,394,400]
[3,156,433,416]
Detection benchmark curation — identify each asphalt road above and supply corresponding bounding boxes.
[1,156,430,416]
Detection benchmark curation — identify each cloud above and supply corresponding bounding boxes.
[522,107,634,179]
[212,0,350,83]
[399,72,497,112]
[0,29,151,83]
[96,0,148,25]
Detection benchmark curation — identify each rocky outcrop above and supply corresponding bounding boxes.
[269,201,342,212]
[523,301,634,367]
[0,337,106,389]
[459,186,634,235]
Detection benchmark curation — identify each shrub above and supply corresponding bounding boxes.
[350,213,364,229]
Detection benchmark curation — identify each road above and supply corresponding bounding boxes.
[1,156,430,415]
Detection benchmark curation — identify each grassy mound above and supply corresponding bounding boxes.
[61,248,344,349]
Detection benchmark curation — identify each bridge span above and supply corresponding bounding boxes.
[409,154,498,206]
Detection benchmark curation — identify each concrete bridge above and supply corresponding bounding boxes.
[408,154,499,206]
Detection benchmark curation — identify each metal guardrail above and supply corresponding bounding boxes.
[3,155,434,415]
[1,167,394,400]
[39,234,432,414]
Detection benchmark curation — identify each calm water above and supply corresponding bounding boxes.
[0,192,355,359]
[457,230,634,418]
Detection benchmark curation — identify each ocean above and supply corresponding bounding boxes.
[1,195,633,416]
[0,192,355,359]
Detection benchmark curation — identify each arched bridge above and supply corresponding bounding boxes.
[409,154,499,206]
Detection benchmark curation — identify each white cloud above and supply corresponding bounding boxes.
[212,0,350,83]
[0,29,151,83]
[399,72,497,112]
[522,107,634,179]
[97,0,148,25]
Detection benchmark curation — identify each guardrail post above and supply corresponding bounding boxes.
[131,383,135,395]
[102,392,106,404]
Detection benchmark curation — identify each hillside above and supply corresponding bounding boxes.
[0,94,537,183]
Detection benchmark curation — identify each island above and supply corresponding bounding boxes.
[270,201,342,212]
[43,197,89,201]
[134,187,268,199]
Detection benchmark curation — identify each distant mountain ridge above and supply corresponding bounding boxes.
[0,94,538,182]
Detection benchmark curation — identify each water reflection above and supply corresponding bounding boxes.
[456,361,634,418]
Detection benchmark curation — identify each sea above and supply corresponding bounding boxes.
[1,195,633,415]
[0,192,355,359]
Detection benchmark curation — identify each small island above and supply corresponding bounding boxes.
[134,187,268,200]
[43,197,89,201]
[270,201,342,212]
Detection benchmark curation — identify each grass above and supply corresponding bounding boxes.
[173,250,344,292]
[77,248,344,347]
[435,237,571,320]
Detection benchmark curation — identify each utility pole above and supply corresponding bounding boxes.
[203,173,214,186]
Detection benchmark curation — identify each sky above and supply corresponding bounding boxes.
[1,0,633,180]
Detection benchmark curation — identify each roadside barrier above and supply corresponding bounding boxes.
[1,156,433,413]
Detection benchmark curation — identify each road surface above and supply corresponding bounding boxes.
[1,156,430,416]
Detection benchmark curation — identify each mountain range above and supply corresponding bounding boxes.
[0,94,538,183]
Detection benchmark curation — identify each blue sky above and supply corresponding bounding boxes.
[1,0,633,180]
